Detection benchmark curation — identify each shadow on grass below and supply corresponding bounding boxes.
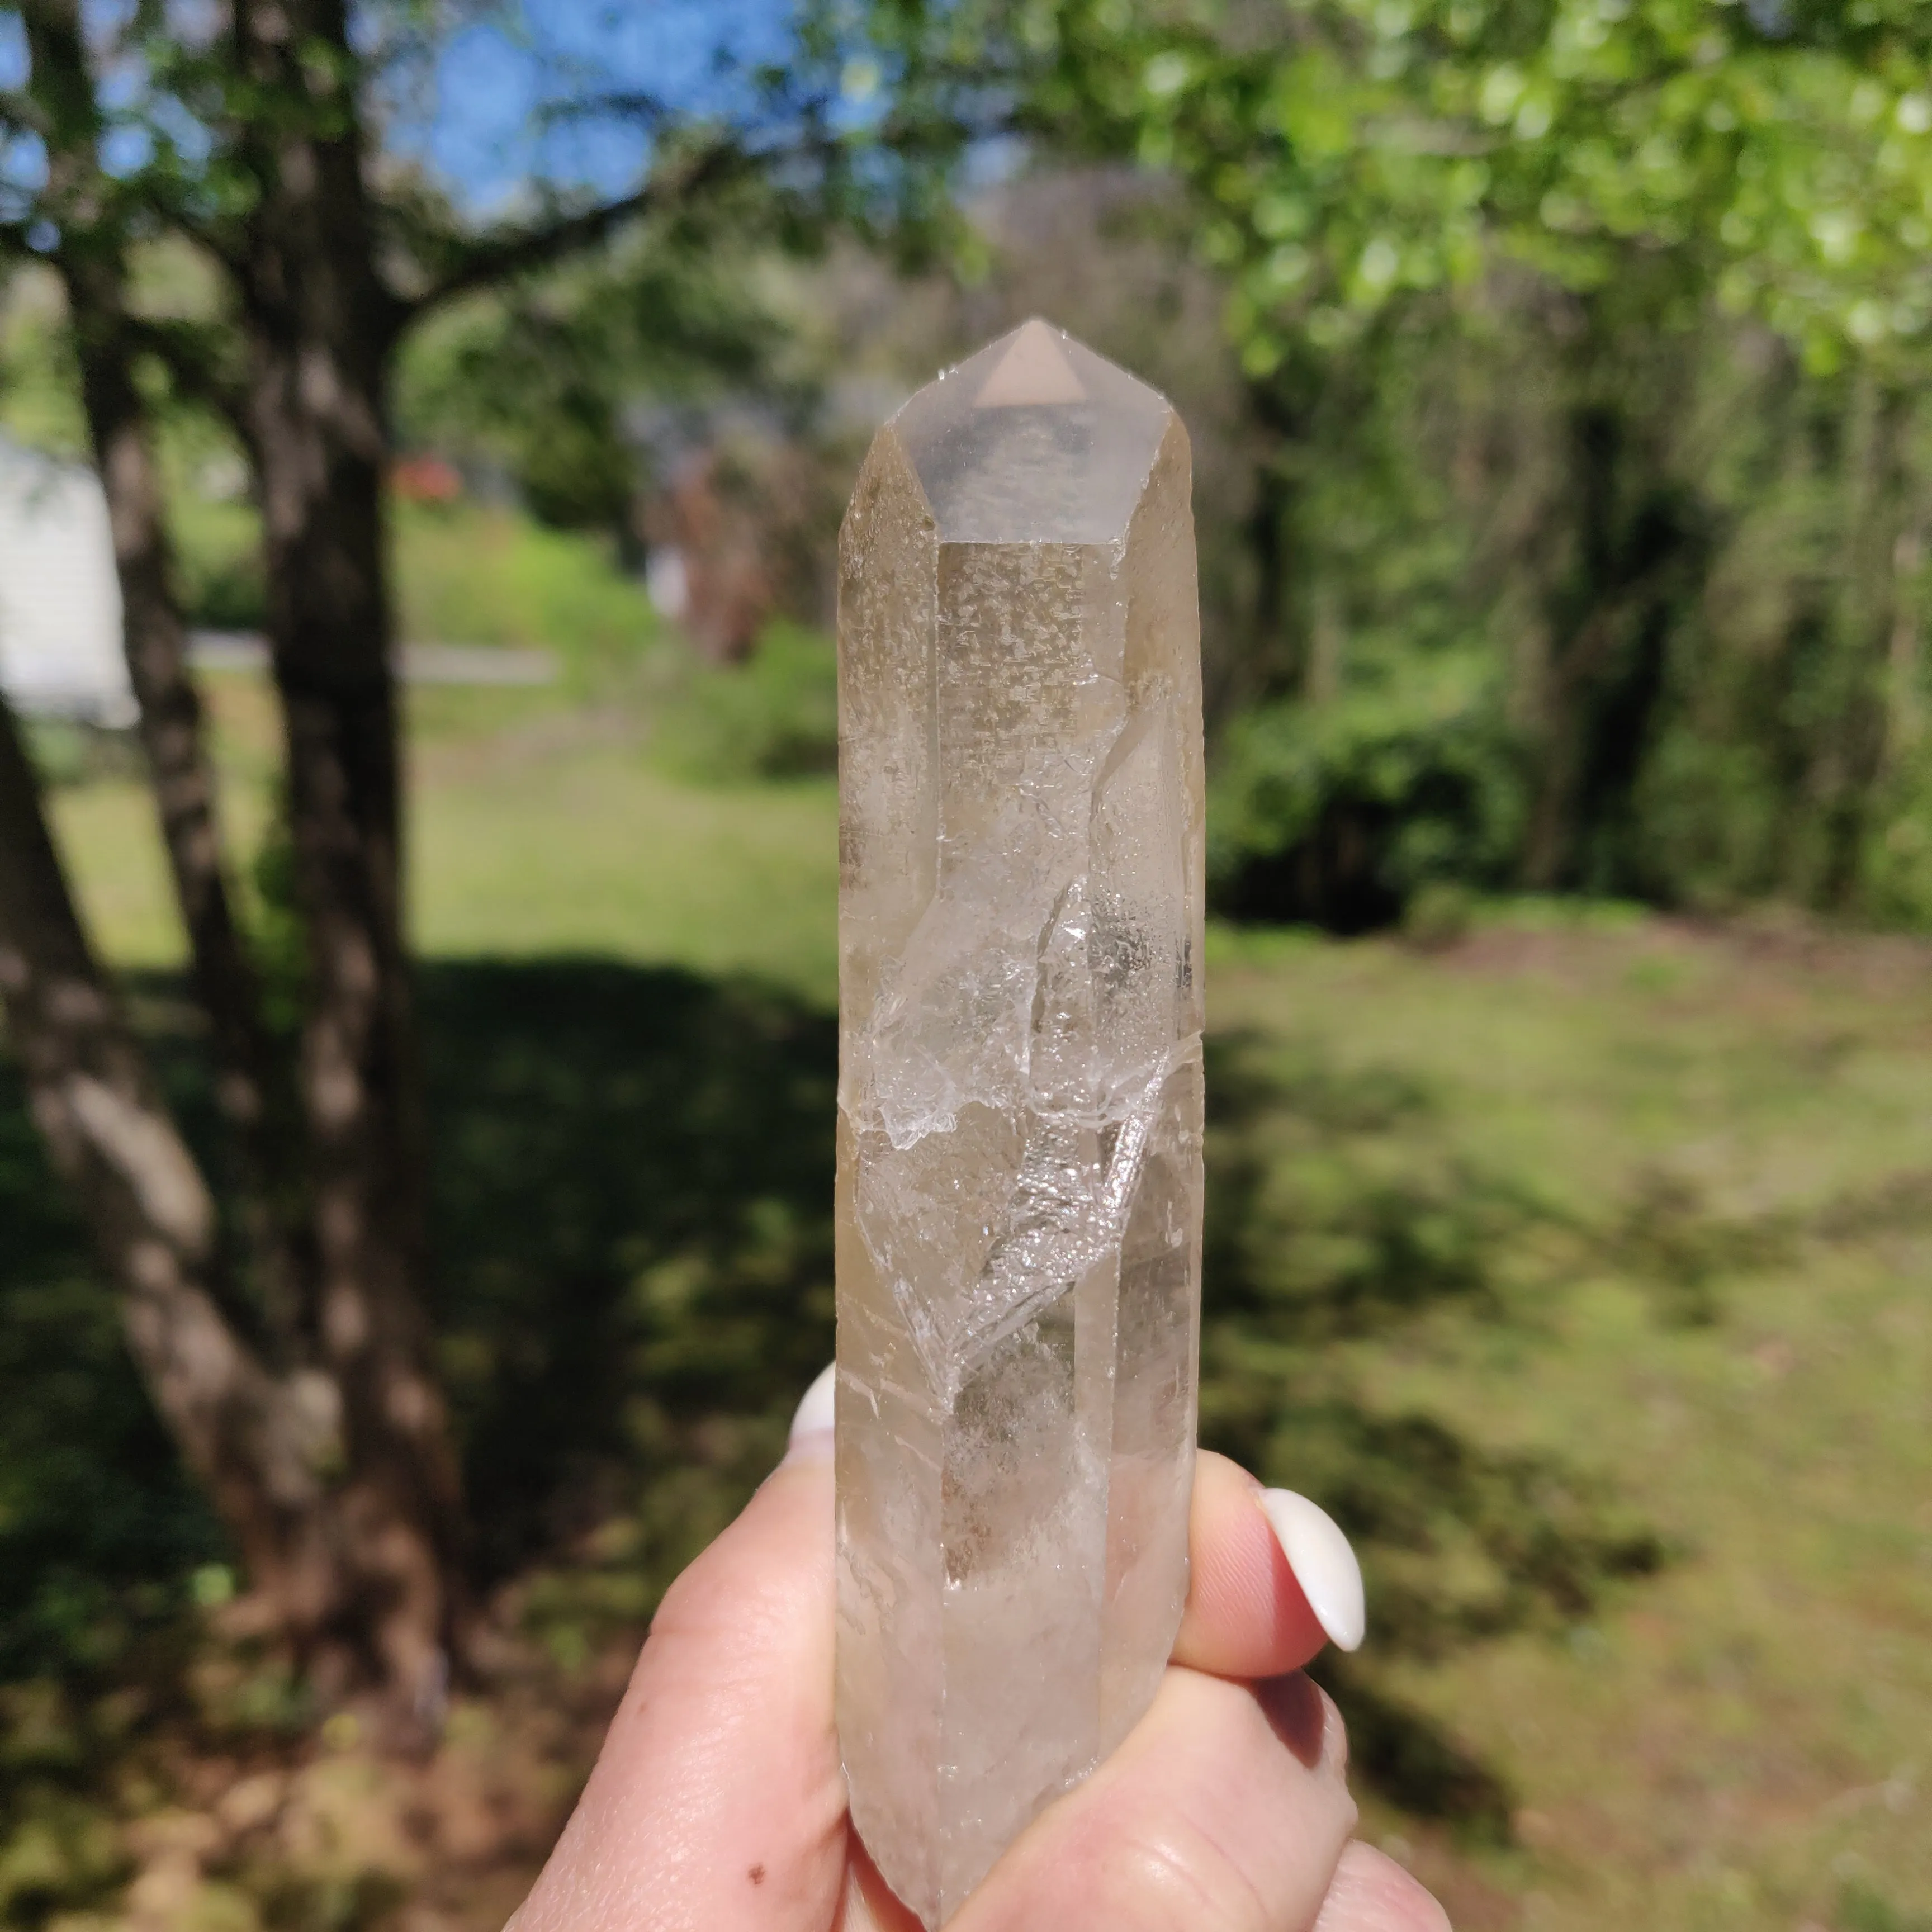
[1,965,1669,1859]
[0,997,225,1925]
[0,1016,222,1690]
[420,960,839,1598]
[1199,1030,1664,1838]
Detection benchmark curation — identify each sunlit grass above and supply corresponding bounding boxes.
[392,503,660,687]
[48,672,840,1005]
[1207,924,1932,1928]
[410,745,836,1002]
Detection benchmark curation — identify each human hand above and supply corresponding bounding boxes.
[508,1368,1450,1932]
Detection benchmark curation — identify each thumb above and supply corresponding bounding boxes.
[512,1429,847,1932]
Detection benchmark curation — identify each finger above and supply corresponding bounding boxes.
[779,1386,1363,1691]
[953,1666,1357,1932]
[1313,1844,1452,1932]
[790,1358,836,1446]
[510,1407,844,1932]
[1173,1452,1365,1680]
[793,1386,1365,1676]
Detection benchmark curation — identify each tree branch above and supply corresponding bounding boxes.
[396,137,744,328]
[0,87,49,140]
[142,181,250,279]
[122,314,252,442]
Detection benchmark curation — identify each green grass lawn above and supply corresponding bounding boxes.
[46,673,840,1004]
[1205,926,1932,1931]
[23,677,1932,1932]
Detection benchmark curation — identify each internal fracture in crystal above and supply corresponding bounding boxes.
[835,320,1206,1928]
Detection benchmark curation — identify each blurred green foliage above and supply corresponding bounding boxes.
[1842,1881,1932,1932]
[885,0,1932,929]
[18,722,91,789]
[388,503,659,684]
[1015,0,1932,370]
[1183,280,1932,921]
[1173,275,1932,924]
[659,621,841,782]
[1209,650,1526,927]
[164,491,663,683]
[0,286,87,459]
[394,236,779,544]
[171,492,267,632]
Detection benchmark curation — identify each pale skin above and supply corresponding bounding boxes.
[509,1428,1453,1932]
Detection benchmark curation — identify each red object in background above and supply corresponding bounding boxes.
[392,453,463,504]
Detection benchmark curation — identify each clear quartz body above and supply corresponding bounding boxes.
[835,321,1207,1928]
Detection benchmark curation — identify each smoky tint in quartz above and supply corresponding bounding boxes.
[835,319,1205,1928]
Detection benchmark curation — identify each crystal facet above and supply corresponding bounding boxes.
[835,321,1205,1927]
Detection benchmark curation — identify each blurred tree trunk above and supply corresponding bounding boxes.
[18,0,467,1730]
[0,690,349,1645]
[1886,523,1925,772]
[231,0,470,1718]
[1803,376,1909,908]
[23,0,309,1341]
[72,289,309,1329]
[0,667,455,1731]
[1242,376,1313,716]
[1521,395,1622,891]
[1521,358,1692,894]
[17,0,734,1726]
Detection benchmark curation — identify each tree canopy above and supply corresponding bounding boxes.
[1003,0,1932,374]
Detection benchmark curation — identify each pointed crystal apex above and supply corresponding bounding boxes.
[889,319,1175,544]
[973,319,1087,408]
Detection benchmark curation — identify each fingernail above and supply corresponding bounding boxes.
[783,1362,836,1465]
[1259,1489,1366,1652]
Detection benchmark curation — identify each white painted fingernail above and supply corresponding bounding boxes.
[783,1362,836,1464]
[1260,1489,1366,1652]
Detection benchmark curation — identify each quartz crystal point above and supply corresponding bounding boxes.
[835,320,1205,1928]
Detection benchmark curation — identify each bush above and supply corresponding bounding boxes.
[662,622,839,782]
[1858,753,1932,931]
[171,495,267,632]
[22,722,89,788]
[1625,731,1784,913]
[1208,654,1527,932]
[393,501,657,686]
[517,411,635,536]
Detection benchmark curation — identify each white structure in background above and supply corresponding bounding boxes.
[643,544,689,622]
[0,436,136,726]
[0,434,560,713]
